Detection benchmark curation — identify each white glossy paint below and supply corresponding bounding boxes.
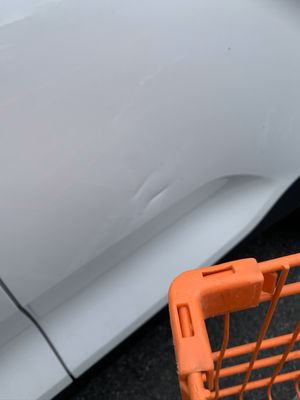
[1,0,300,306]
[1,0,300,397]
[0,1,61,27]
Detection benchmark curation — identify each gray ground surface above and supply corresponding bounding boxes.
[55,210,300,400]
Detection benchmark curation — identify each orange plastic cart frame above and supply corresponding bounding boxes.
[168,254,300,399]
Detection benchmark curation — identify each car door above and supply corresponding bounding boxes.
[1,0,300,386]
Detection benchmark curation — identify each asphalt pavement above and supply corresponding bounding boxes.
[55,209,300,400]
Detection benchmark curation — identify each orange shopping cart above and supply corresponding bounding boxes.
[168,254,300,399]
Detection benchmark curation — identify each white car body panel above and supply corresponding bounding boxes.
[1,0,300,398]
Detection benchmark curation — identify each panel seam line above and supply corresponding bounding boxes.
[0,278,75,380]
